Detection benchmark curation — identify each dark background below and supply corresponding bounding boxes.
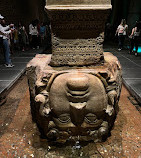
[0,0,141,38]
[110,0,141,31]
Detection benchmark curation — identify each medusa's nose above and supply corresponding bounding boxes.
[66,73,89,103]
[69,102,86,126]
[66,73,89,126]
[67,73,89,91]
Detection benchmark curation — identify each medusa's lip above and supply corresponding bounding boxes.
[69,102,86,109]
[67,90,89,102]
[67,82,89,91]
[67,89,89,96]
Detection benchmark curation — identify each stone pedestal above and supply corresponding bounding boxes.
[27,0,122,142]
[27,53,122,142]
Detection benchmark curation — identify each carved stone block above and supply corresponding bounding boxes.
[27,0,122,143]
[27,52,122,142]
[45,0,111,66]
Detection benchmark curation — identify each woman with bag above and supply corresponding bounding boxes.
[129,22,140,56]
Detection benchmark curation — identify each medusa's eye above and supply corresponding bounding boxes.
[85,113,98,124]
[58,114,70,123]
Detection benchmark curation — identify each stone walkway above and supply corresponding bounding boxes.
[104,46,141,104]
[0,48,43,98]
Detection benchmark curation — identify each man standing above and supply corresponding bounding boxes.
[0,14,14,68]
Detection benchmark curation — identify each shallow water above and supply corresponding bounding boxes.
[32,137,104,158]
[0,76,141,157]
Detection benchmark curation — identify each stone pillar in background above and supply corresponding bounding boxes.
[27,0,122,143]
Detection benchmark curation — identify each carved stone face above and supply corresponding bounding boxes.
[27,53,122,142]
[49,72,108,135]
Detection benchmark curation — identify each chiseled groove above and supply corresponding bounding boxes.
[67,89,89,96]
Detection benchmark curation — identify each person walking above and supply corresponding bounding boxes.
[39,22,46,45]
[0,14,14,68]
[29,20,39,49]
[122,19,128,49]
[116,19,128,51]
[129,22,140,56]
[18,22,28,52]
[13,26,19,50]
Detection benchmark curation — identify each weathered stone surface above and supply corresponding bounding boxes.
[1,78,141,157]
[45,1,111,66]
[27,0,122,143]
[27,52,122,142]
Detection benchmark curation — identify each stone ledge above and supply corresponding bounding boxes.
[26,52,121,84]
[46,0,111,6]
[45,5,112,10]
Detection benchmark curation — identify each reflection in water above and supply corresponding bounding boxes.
[32,131,104,158]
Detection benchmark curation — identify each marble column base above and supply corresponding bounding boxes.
[27,52,122,143]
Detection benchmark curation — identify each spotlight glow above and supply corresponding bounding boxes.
[133,46,141,53]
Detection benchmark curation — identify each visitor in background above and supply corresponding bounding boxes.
[0,14,15,68]
[29,21,33,47]
[129,21,140,56]
[0,15,14,68]
[9,28,14,54]
[105,22,112,41]
[36,19,41,48]
[18,22,28,52]
[39,22,46,45]
[122,19,128,49]
[29,20,39,49]
[115,19,128,51]
[13,26,19,50]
